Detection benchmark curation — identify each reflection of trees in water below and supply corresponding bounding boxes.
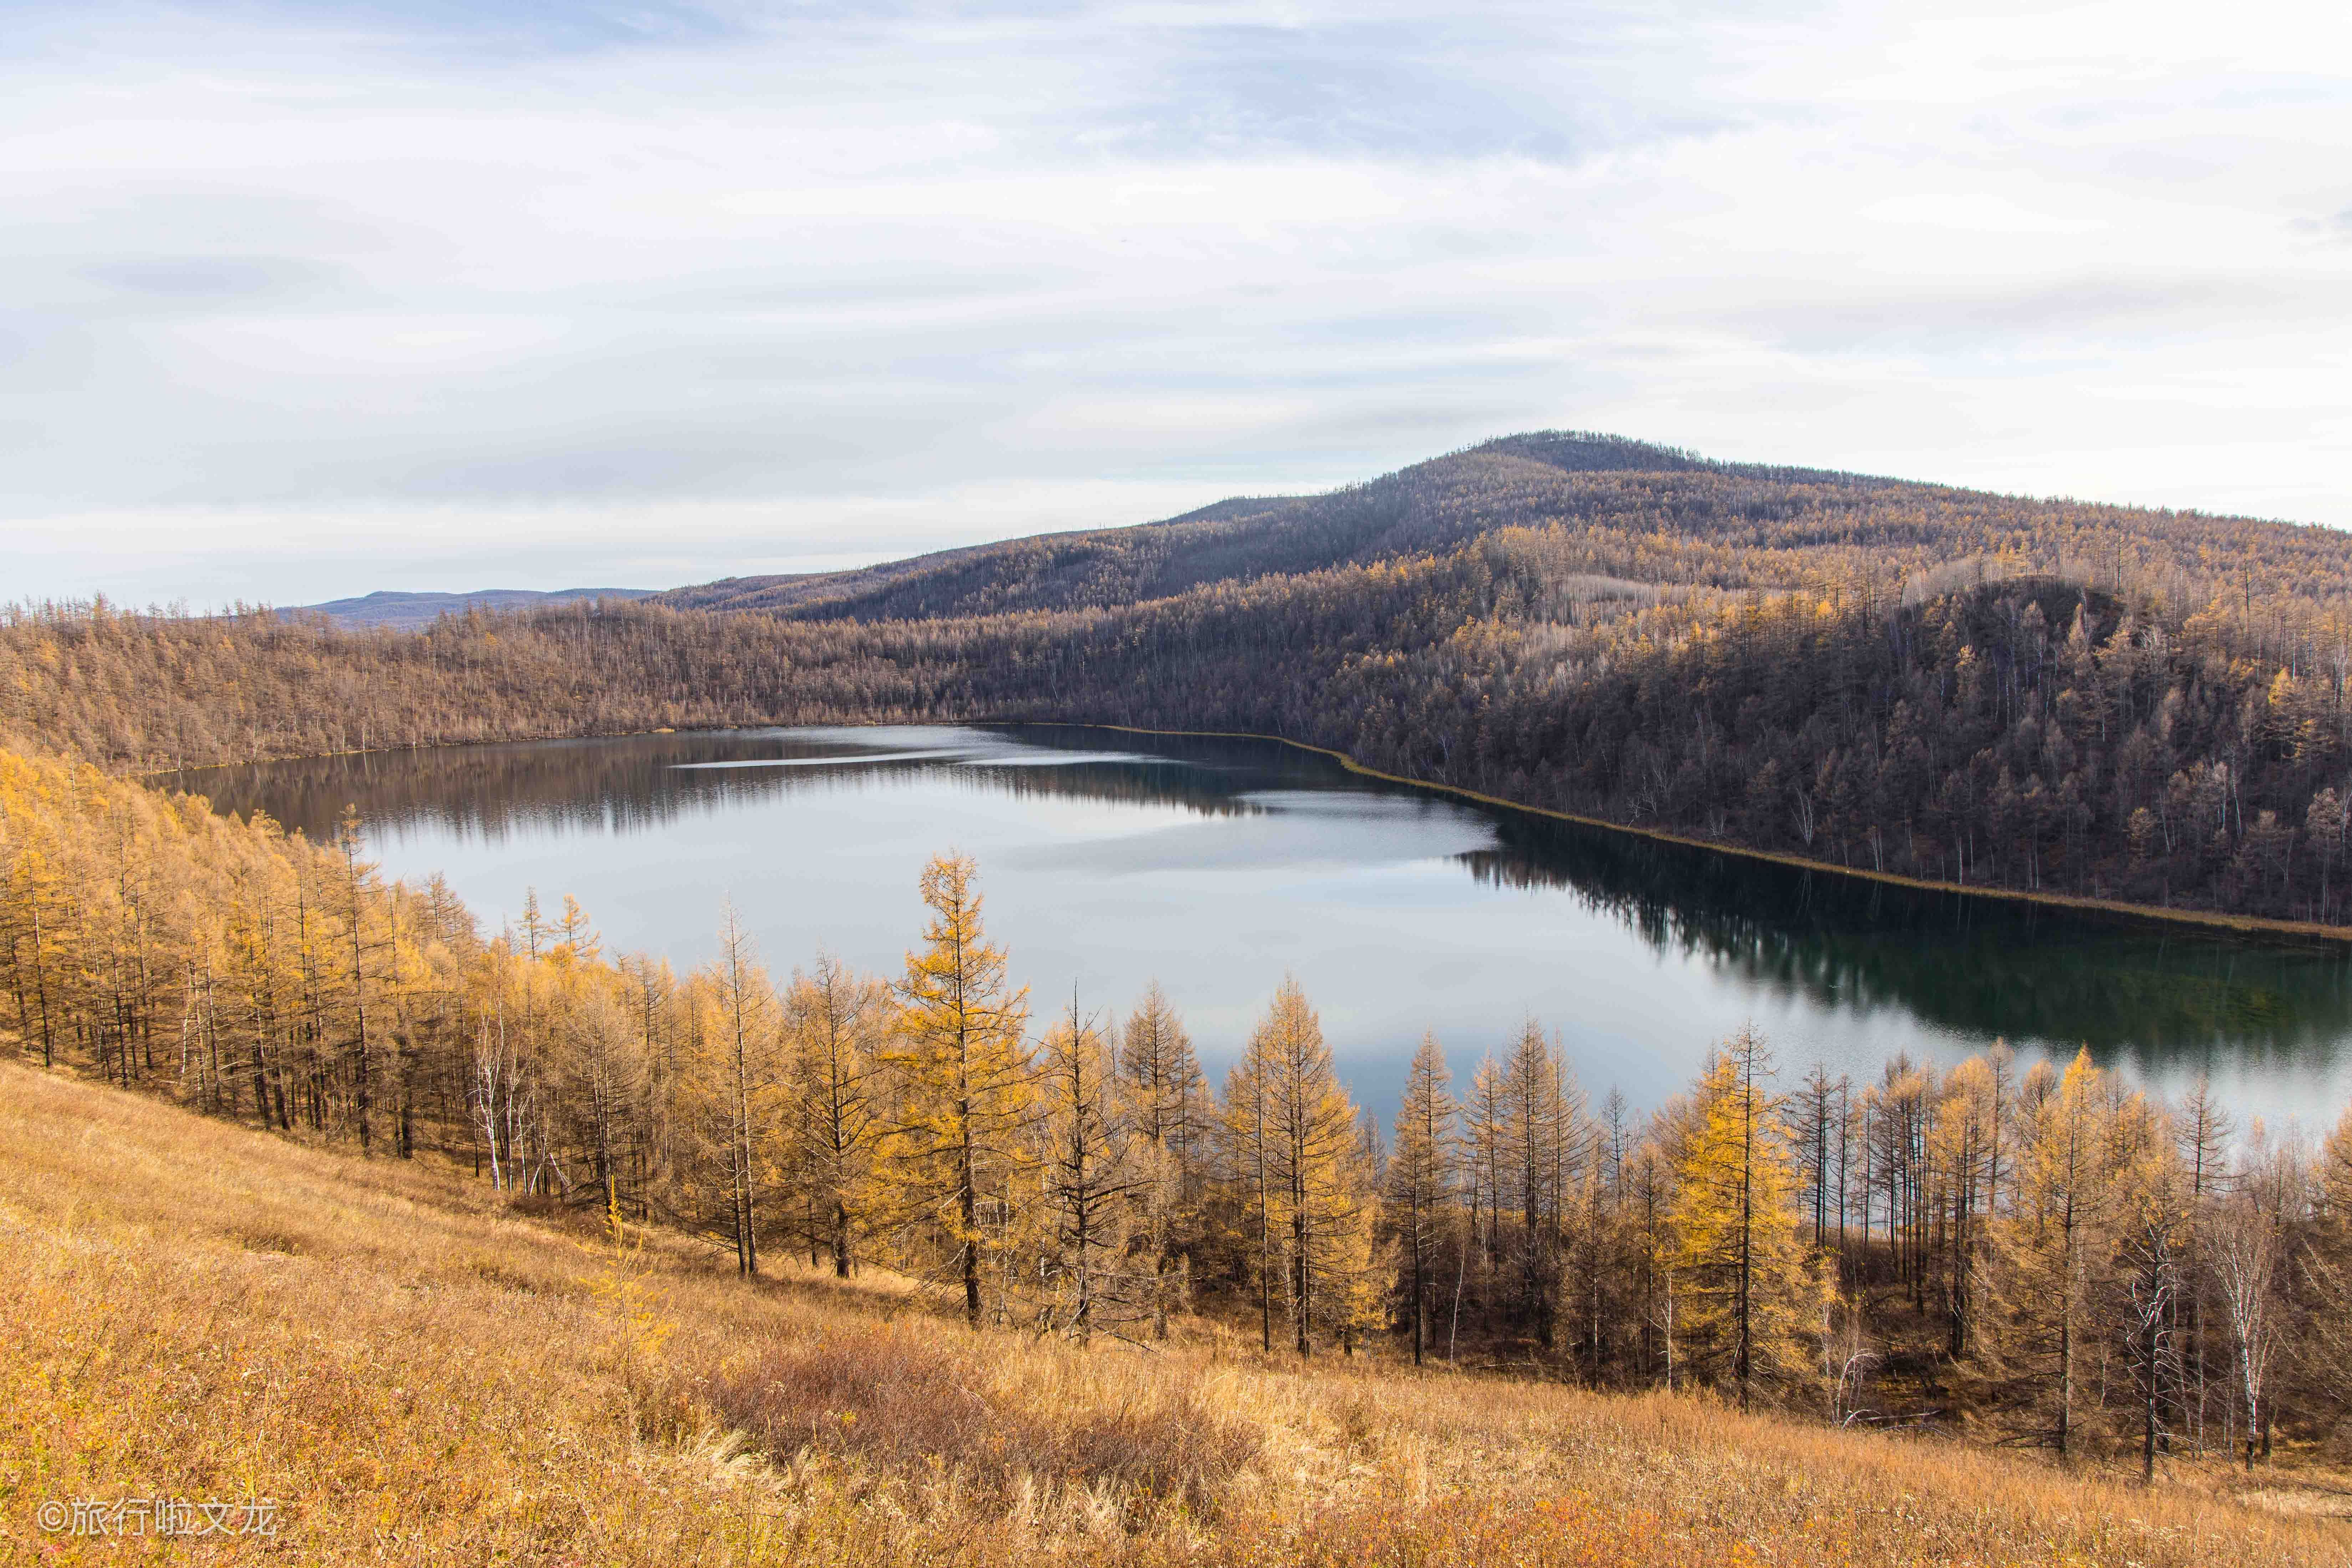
[1461,817,2352,1072]
[168,730,1274,847]
[176,723,2352,1078]
[933,759,1271,826]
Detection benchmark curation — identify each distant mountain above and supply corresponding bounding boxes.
[653,432,1892,622]
[294,587,658,631]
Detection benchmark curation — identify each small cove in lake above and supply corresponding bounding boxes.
[170,724,2352,1129]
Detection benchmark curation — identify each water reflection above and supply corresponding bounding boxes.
[170,724,2352,1122]
[1461,816,2352,1084]
[174,727,1270,844]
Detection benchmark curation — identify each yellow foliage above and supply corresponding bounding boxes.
[1667,1028,1821,1407]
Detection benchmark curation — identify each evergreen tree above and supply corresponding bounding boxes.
[1975,1048,2116,1455]
[886,853,1033,1327]
[1386,1031,1457,1365]
[782,953,889,1278]
[1037,992,1145,1340]
[1667,1026,1817,1409]
[1115,979,1205,1334]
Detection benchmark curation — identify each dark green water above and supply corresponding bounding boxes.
[169,724,2352,1128]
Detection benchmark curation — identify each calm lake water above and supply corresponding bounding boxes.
[172,725,2352,1130]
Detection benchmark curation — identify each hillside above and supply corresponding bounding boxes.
[656,435,1770,620]
[294,587,658,630]
[5,1059,2344,1565]
[13,431,2352,927]
[654,431,2352,628]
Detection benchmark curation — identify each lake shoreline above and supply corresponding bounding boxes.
[1071,721,2352,950]
[144,712,2352,949]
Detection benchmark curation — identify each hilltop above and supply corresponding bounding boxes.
[655,434,1768,619]
[3,1059,2341,1566]
[652,430,2348,625]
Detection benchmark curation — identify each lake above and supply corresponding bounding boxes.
[170,724,2352,1130]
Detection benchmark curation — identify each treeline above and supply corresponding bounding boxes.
[15,558,2352,923]
[5,743,2351,1471]
[0,596,949,772]
[0,743,1376,1346]
[1383,1020,2350,1473]
[20,434,2352,923]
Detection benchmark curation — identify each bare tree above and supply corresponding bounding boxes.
[2214,1173,2284,1468]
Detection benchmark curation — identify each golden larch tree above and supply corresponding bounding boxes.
[1668,1025,1817,1409]
[886,853,1032,1328]
[1037,992,1147,1340]
[1224,977,1373,1356]
[782,953,891,1278]
[1974,1048,2119,1455]
[1386,1030,1457,1365]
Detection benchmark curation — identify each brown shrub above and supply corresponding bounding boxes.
[708,1329,1256,1517]
[236,1226,304,1255]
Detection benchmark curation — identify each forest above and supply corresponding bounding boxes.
[651,433,2352,629]
[14,433,2352,924]
[4,740,2347,1477]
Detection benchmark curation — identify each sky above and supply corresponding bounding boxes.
[5,0,2349,608]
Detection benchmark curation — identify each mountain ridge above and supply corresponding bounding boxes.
[653,432,1779,619]
[647,429,2241,625]
[294,586,658,630]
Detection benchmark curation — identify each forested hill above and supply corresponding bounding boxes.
[14,431,2352,928]
[656,433,1897,621]
[651,429,2348,630]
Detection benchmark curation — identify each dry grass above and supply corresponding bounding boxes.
[2,1060,2347,1566]
[704,1330,1258,1517]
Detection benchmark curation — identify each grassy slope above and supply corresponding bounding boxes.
[4,1060,2346,1567]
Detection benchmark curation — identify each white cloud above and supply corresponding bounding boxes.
[1861,194,2106,235]
[3,0,2349,605]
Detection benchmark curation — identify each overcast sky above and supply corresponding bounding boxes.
[6,1,2349,607]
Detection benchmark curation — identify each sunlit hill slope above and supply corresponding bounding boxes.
[2,1060,2342,1567]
